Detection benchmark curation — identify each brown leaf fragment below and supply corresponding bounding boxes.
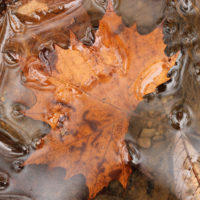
[173,132,200,200]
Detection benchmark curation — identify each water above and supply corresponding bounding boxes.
[0,0,199,200]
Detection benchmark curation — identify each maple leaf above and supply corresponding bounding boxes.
[20,8,176,198]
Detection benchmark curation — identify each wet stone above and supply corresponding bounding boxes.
[147,121,153,128]
[152,135,164,142]
[140,128,155,138]
[137,138,151,149]
[157,126,164,135]
[161,96,173,105]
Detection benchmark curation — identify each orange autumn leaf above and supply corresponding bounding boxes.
[22,9,176,198]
